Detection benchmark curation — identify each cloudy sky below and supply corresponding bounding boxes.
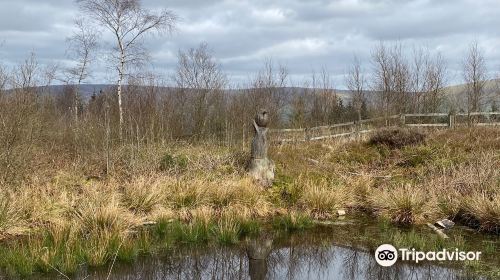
[0,0,499,88]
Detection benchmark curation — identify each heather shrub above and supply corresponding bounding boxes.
[369,128,426,149]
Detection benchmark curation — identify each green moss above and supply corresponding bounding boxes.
[377,217,392,231]
[482,241,496,254]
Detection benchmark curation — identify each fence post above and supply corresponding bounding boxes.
[400,114,406,127]
[304,128,310,142]
[448,112,455,129]
[354,120,360,140]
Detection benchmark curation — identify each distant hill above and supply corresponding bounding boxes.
[39,84,116,100]
[443,79,500,111]
[13,79,500,112]
[443,78,499,95]
[39,84,353,102]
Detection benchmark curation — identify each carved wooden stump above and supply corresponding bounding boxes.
[248,109,275,187]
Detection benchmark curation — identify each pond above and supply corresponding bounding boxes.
[65,242,480,280]
[8,215,500,280]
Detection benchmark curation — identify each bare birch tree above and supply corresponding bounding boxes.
[0,64,7,96]
[372,42,413,116]
[345,55,366,122]
[174,43,227,138]
[463,41,487,113]
[15,52,39,91]
[371,43,392,118]
[76,0,177,139]
[66,18,98,121]
[422,52,446,113]
[247,59,288,127]
[390,43,411,114]
[410,46,428,113]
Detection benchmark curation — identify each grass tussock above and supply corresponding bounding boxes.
[298,178,351,218]
[463,194,500,234]
[76,195,140,236]
[121,176,166,213]
[0,193,26,238]
[371,185,434,225]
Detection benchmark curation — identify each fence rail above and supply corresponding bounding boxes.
[270,112,500,144]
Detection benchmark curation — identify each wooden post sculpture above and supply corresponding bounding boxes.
[248,109,275,187]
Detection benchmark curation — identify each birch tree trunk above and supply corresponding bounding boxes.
[117,51,125,140]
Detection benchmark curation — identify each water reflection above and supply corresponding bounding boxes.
[53,232,483,280]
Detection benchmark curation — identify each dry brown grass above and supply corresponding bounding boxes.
[0,126,499,279]
[463,193,500,233]
[121,175,166,213]
[345,175,375,210]
[0,192,28,238]
[298,178,351,218]
[0,127,498,247]
[370,185,435,225]
[76,195,141,236]
[423,151,500,232]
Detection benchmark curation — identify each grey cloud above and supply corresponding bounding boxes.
[0,0,499,87]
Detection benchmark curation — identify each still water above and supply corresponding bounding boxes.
[75,243,474,280]
[22,216,498,280]
[54,229,491,280]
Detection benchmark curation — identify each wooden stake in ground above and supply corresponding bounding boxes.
[248,109,275,187]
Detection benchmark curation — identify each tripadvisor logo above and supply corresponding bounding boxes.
[374,244,481,267]
[375,244,398,267]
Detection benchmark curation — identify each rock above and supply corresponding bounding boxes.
[314,220,335,226]
[321,144,334,151]
[315,220,354,226]
[306,158,319,165]
[427,223,449,239]
[331,220,355,226]
[435,219,455,229]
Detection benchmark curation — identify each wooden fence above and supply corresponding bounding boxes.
[269,112,500,144]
